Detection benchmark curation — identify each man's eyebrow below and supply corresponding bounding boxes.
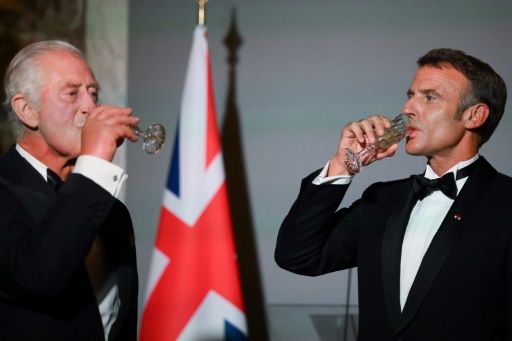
[87,81,100,91]
[406,88,444,99]
[419,88,443,98]
[61,80,100,90]
[62,81,81,88]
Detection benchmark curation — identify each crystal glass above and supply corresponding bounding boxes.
[342,113,409,173]
[130,123,166,154]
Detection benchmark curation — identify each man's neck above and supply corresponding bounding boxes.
[427,152,479,177]
[17,140,76,180]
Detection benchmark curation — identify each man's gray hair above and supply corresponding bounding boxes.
[3,40,84,139]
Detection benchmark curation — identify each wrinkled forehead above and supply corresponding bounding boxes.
[37,50,99,88]
[413,65,470,92]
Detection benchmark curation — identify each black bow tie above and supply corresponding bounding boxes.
[47,168,63,192]
[411,172,457,200]
[411,160,479,201]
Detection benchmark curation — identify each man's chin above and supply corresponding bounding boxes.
[405,142,423,156]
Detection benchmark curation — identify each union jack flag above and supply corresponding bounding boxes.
[139,26,247,341]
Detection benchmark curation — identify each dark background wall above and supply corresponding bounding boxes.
[0,0,85,154]
[125,0,512,333]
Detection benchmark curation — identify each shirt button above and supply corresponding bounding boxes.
[113,175,118,182]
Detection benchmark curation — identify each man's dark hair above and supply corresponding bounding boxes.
[417,48,507,145]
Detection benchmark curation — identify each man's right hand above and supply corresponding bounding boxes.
[80,105,139,162]
[328,115,398,176]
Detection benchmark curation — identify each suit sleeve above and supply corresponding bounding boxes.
[0,174,116,299]
[275,169,361,276]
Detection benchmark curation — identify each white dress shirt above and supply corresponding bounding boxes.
[16,144,126,340]
[314,154,479,310]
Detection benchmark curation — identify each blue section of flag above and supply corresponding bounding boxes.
[225,320,247,341]
[167,122,180,196]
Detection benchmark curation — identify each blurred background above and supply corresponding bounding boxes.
[1,0,511,339]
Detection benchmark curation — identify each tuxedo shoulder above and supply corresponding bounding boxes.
[495,171,512,181]
[366,177,410,191]
[361,177,410,201]
[493,172,512,189]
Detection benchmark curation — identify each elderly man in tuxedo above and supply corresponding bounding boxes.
[275,48,510,340]
[0,40,139,340]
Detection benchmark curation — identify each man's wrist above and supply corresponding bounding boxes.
[327,156,357,177]
[313,161,353,185]
[73,155,127,197]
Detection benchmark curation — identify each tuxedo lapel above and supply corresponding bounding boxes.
[381,186,417,328]
[0,146,54,223]
[395,157,496,333]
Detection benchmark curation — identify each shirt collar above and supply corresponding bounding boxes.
[424,153,479,180]
[16,144,49,181]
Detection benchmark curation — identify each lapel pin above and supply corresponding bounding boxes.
[454,215,461,220]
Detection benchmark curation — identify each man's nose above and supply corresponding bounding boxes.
[401,98,415,116]
[80,93,98,114]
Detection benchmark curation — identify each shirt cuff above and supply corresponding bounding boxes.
[73,155,127,198]
[312,161,353,185]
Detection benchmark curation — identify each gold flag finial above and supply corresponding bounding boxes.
[197,0,209,26]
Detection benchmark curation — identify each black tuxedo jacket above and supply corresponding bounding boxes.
[276,157,512,340]
[0,146,138,340]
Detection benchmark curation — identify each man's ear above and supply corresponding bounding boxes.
[11,94,39,129]
[464,103,489,130]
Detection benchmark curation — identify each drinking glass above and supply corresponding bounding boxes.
[342,113,409,173]
[130,123,166,154]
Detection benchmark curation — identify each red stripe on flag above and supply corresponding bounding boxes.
[139,183,244,340]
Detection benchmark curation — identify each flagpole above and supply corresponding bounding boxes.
[197,0,208,27]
